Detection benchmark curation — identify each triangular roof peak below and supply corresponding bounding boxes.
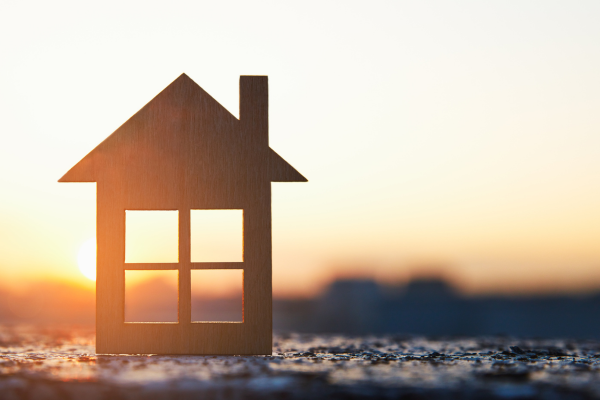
[59,74,306,184]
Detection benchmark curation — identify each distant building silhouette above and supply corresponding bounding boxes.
[317,280,382,334]
[274,277,600,339]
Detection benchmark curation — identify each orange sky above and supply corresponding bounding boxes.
[0,1,600,297]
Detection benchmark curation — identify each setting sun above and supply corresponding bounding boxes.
[78,238,96,281]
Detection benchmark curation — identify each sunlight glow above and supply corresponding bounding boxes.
[78,238,96,281]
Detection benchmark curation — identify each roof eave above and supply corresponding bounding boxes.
[58,159,95,182]
[269,149,308,182]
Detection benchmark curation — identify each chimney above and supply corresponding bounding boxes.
[240,76,268,148]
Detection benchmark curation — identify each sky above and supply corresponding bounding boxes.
[0,1,600,297]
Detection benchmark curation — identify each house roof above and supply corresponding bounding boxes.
[59,74,307,184]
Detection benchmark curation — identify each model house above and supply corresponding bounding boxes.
[60,74,306,354]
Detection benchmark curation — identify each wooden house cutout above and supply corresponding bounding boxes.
[60,74,306,355]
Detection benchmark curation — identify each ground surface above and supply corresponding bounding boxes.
[2,326,600,399]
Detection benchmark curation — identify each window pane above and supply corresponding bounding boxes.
[125,270,178,322]
[125,210,178,263]
[191,210,243,262]
[191,270,243,322]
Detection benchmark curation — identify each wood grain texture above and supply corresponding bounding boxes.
[59,74,306,355]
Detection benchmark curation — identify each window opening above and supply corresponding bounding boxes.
[191,210,243,262]
[191,269,243,322]
[125,210,178,263]
[125,270,178,322]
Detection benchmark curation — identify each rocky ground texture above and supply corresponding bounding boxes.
[1,325,600,399]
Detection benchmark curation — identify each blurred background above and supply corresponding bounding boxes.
[1,1,600,337]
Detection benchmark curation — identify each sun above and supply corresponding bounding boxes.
[78,238,97,281]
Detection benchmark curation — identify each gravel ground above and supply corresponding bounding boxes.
[2,325,600,399]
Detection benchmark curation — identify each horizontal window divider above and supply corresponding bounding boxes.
[124,263,180,270]
[190,262,244,270]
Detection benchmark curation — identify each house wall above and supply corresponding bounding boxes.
[95,179,273,355]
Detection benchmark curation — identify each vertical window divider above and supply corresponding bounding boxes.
[179,208,191,324]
